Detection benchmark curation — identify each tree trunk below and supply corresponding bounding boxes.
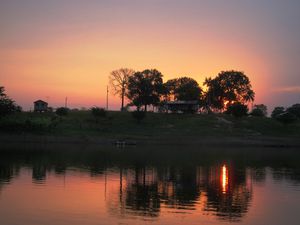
[121,88,125,111]
[121,94,124,111]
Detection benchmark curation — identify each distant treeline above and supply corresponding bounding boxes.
[109,69,255,113]
[1,67,300,125]
[108,68,300,122]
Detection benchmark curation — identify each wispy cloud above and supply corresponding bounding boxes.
[274,86,300,93]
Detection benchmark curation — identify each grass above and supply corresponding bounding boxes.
[0,111,299,141]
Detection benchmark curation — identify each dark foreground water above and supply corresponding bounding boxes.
[0,144,300,225]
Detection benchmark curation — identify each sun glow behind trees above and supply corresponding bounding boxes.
[1,1,300,110]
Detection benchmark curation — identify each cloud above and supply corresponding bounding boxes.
[274,86,300,93]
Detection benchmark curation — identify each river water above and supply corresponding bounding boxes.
[0,144,299,225]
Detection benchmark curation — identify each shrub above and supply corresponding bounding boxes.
[122,105,130,112]
[251,108,265,117]
[251,104,267,117]
[91,107,106,117]
[287,104,300,119]
[0,87,22,117]
[56,107,69,116]
[275,112,297,124]
[0,117,52,133]
[271,107,285,119]
[225,103,248,118]
[132,110,146,123]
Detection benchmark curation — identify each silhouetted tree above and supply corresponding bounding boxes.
[91,107,106,117]
[131,110,146,123]
[127,69,164,112]
[251,104,267,117]
[204,71,254,112]
[275,112,297,124]
[165,77,202,101]
[0,86,5,97]
[56,107,69,116]
[225,102,248,118]
[287,104,300,119]
[109,68,134,111]
[0,86,22,117]
[271,107,285,119]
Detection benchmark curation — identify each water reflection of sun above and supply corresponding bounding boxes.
[221,165,229,194]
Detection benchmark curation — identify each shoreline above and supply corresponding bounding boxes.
[1,133,300,148]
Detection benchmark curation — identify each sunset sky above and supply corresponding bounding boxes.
[1,0,300,111]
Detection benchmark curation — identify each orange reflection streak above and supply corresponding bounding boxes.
[221,165,229,194]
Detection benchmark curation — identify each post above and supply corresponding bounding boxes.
[65,97,68,108]
[106,85,109,110]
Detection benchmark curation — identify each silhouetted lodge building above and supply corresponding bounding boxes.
[164,101,199,113]
[34,100,48,112]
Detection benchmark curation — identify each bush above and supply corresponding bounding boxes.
[251,104,267,117]
[251,108,265,117]
[56,107,69,116]
[225,103,248,118]
[0,116,53,133]
[287,104,300,119]
[0,87,22,117]
[132,110,146,123]
[122,105,130,112]
[275,112,297,124]
[91,107,106,117]
[271,107,285,119]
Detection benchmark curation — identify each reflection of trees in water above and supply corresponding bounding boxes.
[1,146,300,221]
[105,164,253,221]
[0,163,20,194]
[158,166,200,209]
[125,167,160,217]
[272,168,300,185]
[251,168,266,183]
[0,165,17,183]
[32,163,47,183]
[105,167,160,219]
[203,165,252,222]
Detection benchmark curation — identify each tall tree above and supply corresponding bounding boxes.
[271,107,285,119]
[109,68,134,111]
[127,69,164,111]
[287,104,300,119]
[165,77,202,101]
[0,86,6,97]
[0,86,21,117]
[203,71,255,111]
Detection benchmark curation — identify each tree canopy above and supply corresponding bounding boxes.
[251,104,267,117]
[109,68,134,111]
[126,69,164,111]
[271,107,285,119]
[287,104,300,119]
[0,87,5,97]
[164,77,202,102]
[204,71,255,111]
[0,86,21,117]
[225,102,249,118]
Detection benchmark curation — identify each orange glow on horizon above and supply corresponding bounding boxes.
[0,2,276,110]
[1,0,299,111]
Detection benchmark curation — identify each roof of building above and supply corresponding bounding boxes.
[165,100,198,105]
[34,100,48,104]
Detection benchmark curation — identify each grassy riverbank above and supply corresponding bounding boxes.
[1,110,299,137]
[0,111,300,145]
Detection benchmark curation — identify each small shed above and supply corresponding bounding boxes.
[34,100,48,112]
[164,101,199,113]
